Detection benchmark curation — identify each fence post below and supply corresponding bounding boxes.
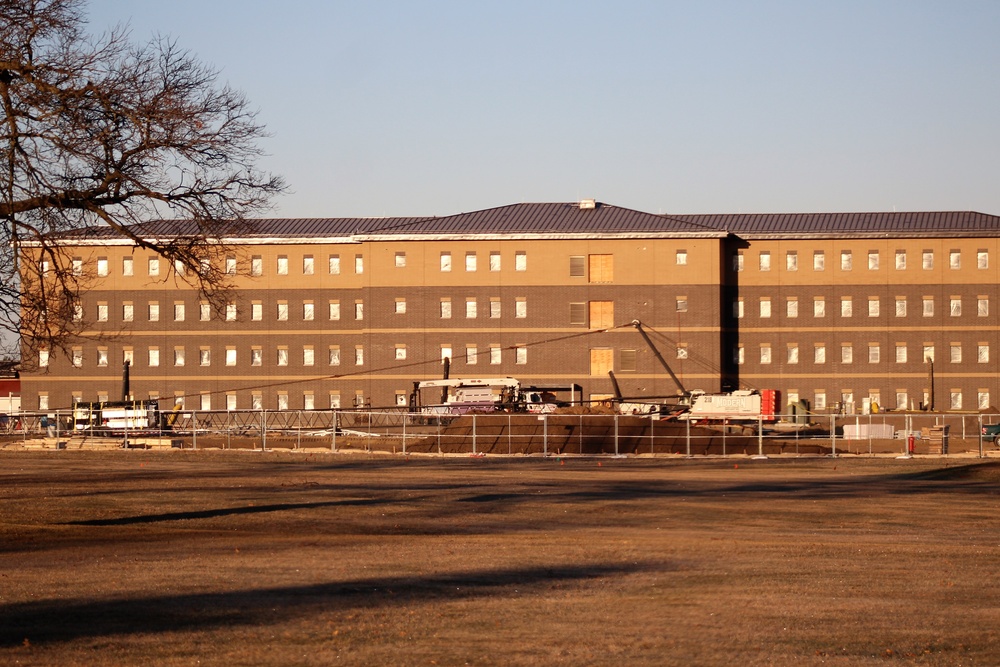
[472,414,477,456]
[331,410,337,452]
[685,418,690,457]
[613,413,618,456]
[978,413,984,458]
[830,413,836,457]
[192,410,197,450]
[261,410,267,451]
[401,410,407,455]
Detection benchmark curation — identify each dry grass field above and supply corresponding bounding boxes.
[1,451,998,666]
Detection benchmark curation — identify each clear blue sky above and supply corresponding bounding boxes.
[88,1,1000,218]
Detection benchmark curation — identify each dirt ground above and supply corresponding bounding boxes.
[1,451,998,666]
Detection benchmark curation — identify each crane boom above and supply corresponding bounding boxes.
[630,320,687,396]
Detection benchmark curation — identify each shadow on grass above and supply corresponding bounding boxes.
[0,561,661,646]
[64,498,386,526]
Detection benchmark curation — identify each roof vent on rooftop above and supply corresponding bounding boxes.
[578,198,596,210]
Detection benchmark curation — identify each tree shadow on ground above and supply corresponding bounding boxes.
[0,561,662,647]
[63,498,386,526]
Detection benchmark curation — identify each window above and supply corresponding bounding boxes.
[440,299,452,319]
[226,348,237,366]
[759,251,771,271]
[252,393,263,410]
[895,298,907,317]
[515,298,527,318]
[814,391,827,410]
[355,346,364,366]
[252,302,263,321]
[97,348,108,367]
[922,251,933,270]
[922,345,935,363]
[676,345,688,360]
[197,393,211,411]
[676,297,688,313]
[950,298,961,317]
[303,346,314,366]
[978,297,989,317]
[950,391,962,411]
[38,394,49,410]
[589,254,613,282]
[515,251,526,271]
[174,348,185,367]
[227,394,237,411]
[840,250,852,271]
[816,343,829,363]
[785,251,797,271]
[276,347,288,366]
[395,345,407,360]
[329,301,340,320]
[174,259,185,276]
[96,303,109,322]
[465,252,477,272]
[328,254,340,274]
[950,344,962,364]
[355,255,363,274]
[895,250,906,270]
[569,256,586,277]
[979,345,989,364]
[303,301,314,321]
[813,251,825,271]
[734,345,744,365]
[328,393,340,410]
[394,252,406,268]
[787,344,799,364]
[148,347,159,367]
[734,252,744,272]
[276,301,289,321]
[440,252,452,272]
[328,346,340,366]
[570,302,586,325]
[72,303,83,322]
[949,250,960,270]
[72,348,83,367]
[123,348,133,365]
[251,256,263,276]
[786,298,798,318]
[200,303,211,321]
[148,257,159,276]
[200,348,211,366]
[868,298,879,317]
[841,344,853,364]
[277,393,289,411]
[354,301,364,320]
[759,298,771,318]
[621,349,638,371]
[466,299,477,319]
[97,257,109,276]
[226,256,237,275]
[979,391,990,410]
[174,302,185,322]
[868,344,880,364]
[148,302,159,322]
[734,298,744,319]
[466,345,478,364]
[226,303,237,321]
[490,298,501,319]
[303,255,314,275]
[868,251,879,271]
[515,346,527,365]
[489,251,501,271]
[922,298,934,317]
[840,298,852,318]
[39,349,49,368]
[895,344,907,363]
[122,257,133,276]
[977,250,988,269]
[304,393,316,410]
[490,346,501,364]
[395,298,406,314]
[814,298,825,318]
[589,301,614,329]
[896,392,909,410]
[676,250,688,266]
[760,345,772,364]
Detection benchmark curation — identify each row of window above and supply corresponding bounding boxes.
[44,344,528,369]
[734,342,989,365]
[74,297,532,324]
[737,248,990,272]
[798,389,987,412]
[65,250,530,278]
[735,296,990,319]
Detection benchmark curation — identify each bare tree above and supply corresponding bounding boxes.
[0,0,284,363]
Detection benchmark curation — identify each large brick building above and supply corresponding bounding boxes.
[21,201,1000,414]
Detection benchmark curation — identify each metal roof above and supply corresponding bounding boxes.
[45,205,1000,244]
